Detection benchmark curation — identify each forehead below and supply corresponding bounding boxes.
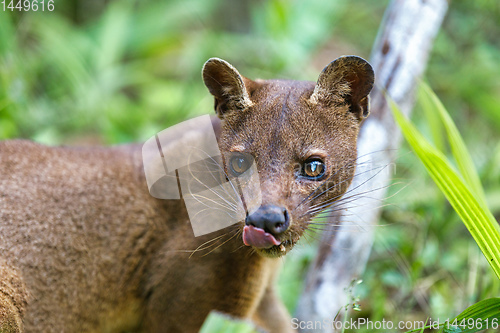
[222,80,349,154]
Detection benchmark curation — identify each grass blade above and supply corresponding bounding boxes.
[390,99,500,280]
[419,82,487,206]
[440,298,500,333]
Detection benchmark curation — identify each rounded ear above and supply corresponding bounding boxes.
[202,58,253,117]
[309,56,374,119]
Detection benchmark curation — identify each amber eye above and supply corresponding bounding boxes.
[229,154,252,176]
[302,159,326,180]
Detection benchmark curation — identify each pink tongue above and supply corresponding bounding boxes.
[243,225,281,249]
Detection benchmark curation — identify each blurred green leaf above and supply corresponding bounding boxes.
[418,83,445,153]
[200,312,259,333]
[0,14,15,55]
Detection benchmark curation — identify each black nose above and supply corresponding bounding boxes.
[245,205,289,236]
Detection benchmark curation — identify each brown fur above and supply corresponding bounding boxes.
[0,56,373,332]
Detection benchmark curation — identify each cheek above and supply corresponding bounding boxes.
[332,168,356,198]
[287,180,325,217]
[327,142,358,187]
[294,179,319,199]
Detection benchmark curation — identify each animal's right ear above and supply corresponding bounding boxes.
[202,58,254,118]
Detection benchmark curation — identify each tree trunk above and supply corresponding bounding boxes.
[295,0,449,331]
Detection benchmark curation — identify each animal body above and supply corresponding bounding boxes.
[0,56,374,332]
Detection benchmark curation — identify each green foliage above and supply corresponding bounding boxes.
[0,0,350,145]
[440,298,500,333]
[392,85,500,332]
[391,84,500,280]
[402,298,500,333]
[430,1,500,131]
[200,312,259,333]
[0,0,224,144]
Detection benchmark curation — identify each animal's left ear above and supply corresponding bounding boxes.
[309,56,374,120]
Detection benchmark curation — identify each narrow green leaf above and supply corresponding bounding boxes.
[418,84,445,153]
[404,299,500,333]
[419,82,487,206]
[390,100,500,280]
[441,298,500,333]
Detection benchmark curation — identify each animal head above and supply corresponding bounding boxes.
[202,56,374,257]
